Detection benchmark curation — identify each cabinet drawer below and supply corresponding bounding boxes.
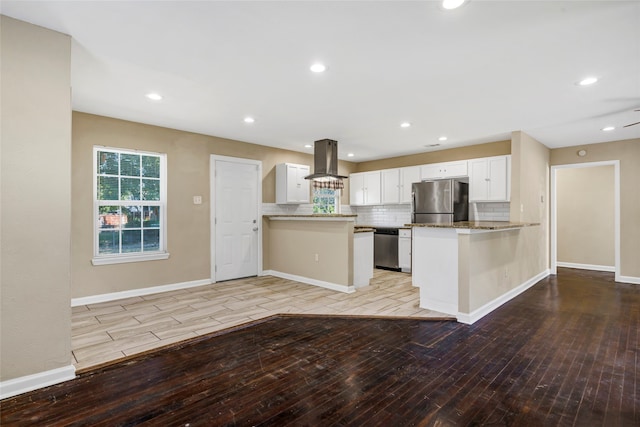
[399,229,411,238]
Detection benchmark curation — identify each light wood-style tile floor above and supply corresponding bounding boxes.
[71,269,450,371]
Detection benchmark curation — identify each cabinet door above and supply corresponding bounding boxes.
[421,164,442,180]
[381,169,400,205]
[400,166,421,204]
[349,173,365,206]
[487,156,508,201]
[364,171,381,205]
[441,160,468,178]
[468,158,489,202]
[398,237,411,269]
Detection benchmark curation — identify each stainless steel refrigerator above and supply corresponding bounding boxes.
[412,179,469,224]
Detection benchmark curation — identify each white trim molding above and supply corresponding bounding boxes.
[550,160,620,281]
[262,270,355,294]
[71,279,211,307]
[556,262,615,273]
[457,269,550,325]
[618,276,640,285]
[0,365,76,400]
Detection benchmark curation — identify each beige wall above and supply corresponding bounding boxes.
[1,17,72,381]
[72,113,357,298]
[458,131,549,314]
[263,219,353,287]
[550,138,640,278]
[556,166,615,267]
[355,140,510,172]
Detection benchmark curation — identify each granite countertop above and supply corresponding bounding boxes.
[356,224,412,230]
[354,227,375,233]
[407,221,540,230]
[264,214,357,218]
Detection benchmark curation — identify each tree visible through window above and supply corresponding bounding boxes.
[313,188,340,214]
[94,147,167,263]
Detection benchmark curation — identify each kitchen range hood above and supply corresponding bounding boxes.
[304,139,348,181]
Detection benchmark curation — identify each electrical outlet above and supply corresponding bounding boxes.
[193,195,202,205]
[315,253,319,262]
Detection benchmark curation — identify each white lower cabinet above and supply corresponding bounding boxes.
[398,228,411,272]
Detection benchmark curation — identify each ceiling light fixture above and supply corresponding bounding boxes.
[304,144,313,148]
[400,122,411,128]
[578,76,598,86]
[601,126,615,131]
[347,153,355,157]
[243,117,255,123]
[145,93,163,101]
[438,136,448,141]
[442,0,466,10]
[310,63,327,73]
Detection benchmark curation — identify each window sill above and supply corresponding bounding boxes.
[91,252,170,266]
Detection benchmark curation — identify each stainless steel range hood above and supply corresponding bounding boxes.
[304,139,348,181]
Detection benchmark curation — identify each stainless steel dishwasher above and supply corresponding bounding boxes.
[374,227,400,271]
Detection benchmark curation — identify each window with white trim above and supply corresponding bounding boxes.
[92,147,168,265]
[312,188,341,214]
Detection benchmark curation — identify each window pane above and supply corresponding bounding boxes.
[97,176,119,200]
[122,206,141,228]
[122,230,142,253]
[143,229,160,251]
[142,179,160,201]
[97,151,119,175]
[142,155,160,178]
[120,154,140,177]
[98,230,120,254]
[120,178,141,200]
[143,206,160,228]
[99,206,122,229]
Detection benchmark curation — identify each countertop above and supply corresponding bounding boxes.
[354,227,375,233]
[355,224,412,230]
[264,214,357,220]
[407,221,539,230]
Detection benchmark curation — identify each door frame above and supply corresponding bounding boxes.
[550,160,620,281]
[210,155,262,283]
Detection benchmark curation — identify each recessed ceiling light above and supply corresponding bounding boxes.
[442,0,466,10]
[347,153,355,157]
[578,76,598,86]
[304,144,313,148]
[310,63,327,73]
[145,93,163,101]
[601,126,615,131]
[438,136,448,141]
[243,117,255,123]
[400,122,411,128]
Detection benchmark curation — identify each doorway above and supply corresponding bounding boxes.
[210,155,262,282]
[550,160,620,281]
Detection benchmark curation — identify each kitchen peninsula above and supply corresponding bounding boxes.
[410,221,540,324]
[263,215,374,293]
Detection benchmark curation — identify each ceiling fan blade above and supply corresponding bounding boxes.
[623,121,640,127]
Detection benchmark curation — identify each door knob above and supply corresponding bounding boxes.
[253,227,259,232]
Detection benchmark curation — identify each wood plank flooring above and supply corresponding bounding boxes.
[70,269,448,371]
[1,268,638,426]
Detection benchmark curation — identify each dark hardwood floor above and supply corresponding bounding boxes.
[1,268,638,426]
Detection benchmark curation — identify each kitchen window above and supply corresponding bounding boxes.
[313,187,340,214]
[92,147,169,265]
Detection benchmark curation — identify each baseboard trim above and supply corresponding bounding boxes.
[557,262,615,272]
[457,269,550,325]
[618,275,640,285]
[261,270,355,294]
[0,365,76,400]
[71,279,212,307]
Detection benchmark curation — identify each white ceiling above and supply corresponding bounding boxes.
[3,1,639,161]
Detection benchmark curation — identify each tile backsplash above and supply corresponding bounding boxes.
[353,204,412,226]
[470,202,510,221]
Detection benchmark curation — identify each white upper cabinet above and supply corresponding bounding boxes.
[420,160,468,180]
[276,163,310,204]
[381,166,421,205]
[468,155,510,202]
[350,171,381,206]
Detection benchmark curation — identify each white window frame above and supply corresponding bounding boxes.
[312,187,341,214]
[92,146,169,266]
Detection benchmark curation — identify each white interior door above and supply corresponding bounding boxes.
[212,157,260,282]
